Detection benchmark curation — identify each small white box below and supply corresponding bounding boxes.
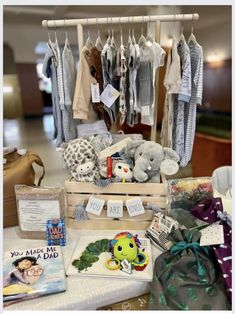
[85,196,105,216]
[126,197,145,217]
[107,200,123,218]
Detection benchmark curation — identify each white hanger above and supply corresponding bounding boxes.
[132,18,136,45]
[146,16,153,43]
[172,14,176,41]
[110,18,116,47]
[95,18,103,51]
[47,21,53,46]
[138,16,146,47]
[85,19,94,49]
[54,21,58,44]
[179,15,186,43]
[106,17,111,45]
[131,17,136,44]
[188,26,197,45]
[127,17,132,46]
[120,17,123,46]
[64,20,70,47]
[179,26,185,42]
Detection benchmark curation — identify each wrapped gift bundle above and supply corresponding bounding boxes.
[167,177,213,212]
[191,197,232,303]
[149,229,231,310]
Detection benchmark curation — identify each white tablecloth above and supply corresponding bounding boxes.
[3,227,162,310]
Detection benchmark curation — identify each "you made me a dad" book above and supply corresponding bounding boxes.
[3,246,66,304]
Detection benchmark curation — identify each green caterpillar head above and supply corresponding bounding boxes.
[110,232,140,262]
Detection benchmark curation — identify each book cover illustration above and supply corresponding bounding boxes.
[67,232,153,282]
[3,246,66,303]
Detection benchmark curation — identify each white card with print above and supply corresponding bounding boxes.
[85,196,105,216]
[100,84,120,108]
[126,198,145,217]
[200,224,224,246]
[91,83,100,103]
[18,200,60,231]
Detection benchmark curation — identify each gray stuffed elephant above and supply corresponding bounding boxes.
[124,140,180,183]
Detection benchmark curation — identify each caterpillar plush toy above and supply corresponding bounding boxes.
[72,232,149,273]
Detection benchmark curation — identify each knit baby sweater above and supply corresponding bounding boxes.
[73,46,98,121]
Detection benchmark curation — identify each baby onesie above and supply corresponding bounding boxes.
[136,45,154,114]
[180,40,203,167]
[141,41,166,126]
[89,46,111,130]
[127,42,140,127]
[62,37,78,142]
[101,42,119,124]
[160,39,181,148]
[43,42,64,147]
[118,44,128,125]
[173,39,191,160]
[73,45,98,122]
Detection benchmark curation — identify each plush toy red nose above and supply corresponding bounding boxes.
[123,168,128,173]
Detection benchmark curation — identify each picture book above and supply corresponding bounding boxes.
[66,232,153,282]
[3,245,66,304]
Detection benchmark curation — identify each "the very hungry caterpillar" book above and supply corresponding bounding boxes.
[3,245,66,304]
[67,232,153,282]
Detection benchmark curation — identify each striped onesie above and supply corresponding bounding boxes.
[173,39,191,161]
[180,41,203,167]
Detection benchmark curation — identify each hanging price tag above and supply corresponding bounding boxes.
[141,105,150,116]
[120,259,132,274]
[91,83,100,103]
[126,197,145,217]
[100,84,120,108]
[107,200,123,218]
[85,196,105,216]
[200,224,224,246]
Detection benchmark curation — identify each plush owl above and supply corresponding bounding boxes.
[113,162,133,182]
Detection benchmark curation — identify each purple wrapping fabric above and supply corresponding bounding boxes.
[191,197,232,303]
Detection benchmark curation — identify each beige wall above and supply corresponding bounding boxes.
[4,12,231,65]
[4,24,79,63]
[192,21,231,62]
[3,75,23,119]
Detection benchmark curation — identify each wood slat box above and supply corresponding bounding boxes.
[65,179,167,230]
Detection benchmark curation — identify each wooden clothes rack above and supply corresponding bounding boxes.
[42,13,199,141]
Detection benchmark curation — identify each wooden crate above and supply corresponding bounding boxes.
[65,179,167,230]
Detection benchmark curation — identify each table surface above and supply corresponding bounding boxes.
[3,227,162,311]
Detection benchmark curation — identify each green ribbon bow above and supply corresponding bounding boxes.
[170,241,209,277]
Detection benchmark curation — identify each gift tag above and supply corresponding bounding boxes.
[107,200,123,218]
[120,259,132,274]
[85,196,105,216]
[100,84,120,108]
[141,105,150,116]
[91,83,100,103]
[200,224,224,246]
[160,159,179,175]
[126,197,145,217]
